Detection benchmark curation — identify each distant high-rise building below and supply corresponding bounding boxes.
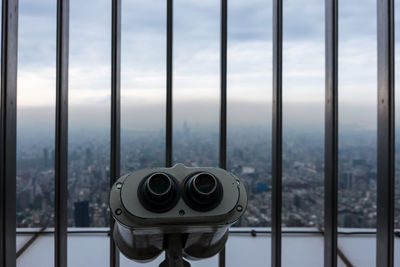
[74,201,90,227]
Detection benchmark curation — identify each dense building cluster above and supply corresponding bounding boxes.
[16,125,400,229]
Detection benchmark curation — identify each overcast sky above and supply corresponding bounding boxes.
[15,0,400,130]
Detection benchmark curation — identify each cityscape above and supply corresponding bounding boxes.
[16,123,400,230]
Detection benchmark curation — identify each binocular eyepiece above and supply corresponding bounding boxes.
[138,171,223,213]
[183,172,223,211]
[138,172,180,213]
[109,164,247,266]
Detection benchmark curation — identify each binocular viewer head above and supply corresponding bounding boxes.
[109,164,247,263]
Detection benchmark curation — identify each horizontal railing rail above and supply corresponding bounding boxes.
[16,227,400,236]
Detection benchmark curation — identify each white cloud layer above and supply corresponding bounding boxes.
[15,0,400,129]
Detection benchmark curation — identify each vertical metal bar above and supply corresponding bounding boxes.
[218,246,226,267]
[55,0,69,266]
[166,0,173,167]
[376,0,395,266]
[324,0,338,266]
[110,0,121,266]
[218,0,227,266]
[271,0,282,266]
[219,0,227,171]
[0,0,18,266]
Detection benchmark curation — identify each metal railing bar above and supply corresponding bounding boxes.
[110,0,121,266]
[0,0,19,266]
[376,0,395,266]
[16,227,47,259]
[15,228,393,236]
[218,0,228,266]
[17,230,111,235]
[54,0,69,266]
[324,0,339,266]
[271,0,283,265]
[219,0,227,171]
[165,0,173,167]
[337,249,353,267]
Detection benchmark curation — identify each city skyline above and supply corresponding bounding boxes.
[16,125,400,229]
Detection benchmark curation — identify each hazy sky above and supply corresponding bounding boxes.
[16,0,400,129]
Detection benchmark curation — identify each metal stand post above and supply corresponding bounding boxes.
[160,234,190,267]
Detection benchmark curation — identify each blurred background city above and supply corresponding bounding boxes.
[18,124,394,229]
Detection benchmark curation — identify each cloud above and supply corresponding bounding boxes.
[16,0,386,126]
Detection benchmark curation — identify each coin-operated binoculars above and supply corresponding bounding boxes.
[109,164,247,267]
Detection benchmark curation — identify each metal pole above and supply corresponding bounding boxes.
[218,0,228,266]
[166,0,173,167]
[376,0,395,266]
[324,0,338,266]
[0,0,18,266]
[55,0,69,266]
[271,0,282,266]
[160,234,190,267]
[110,0,121,266]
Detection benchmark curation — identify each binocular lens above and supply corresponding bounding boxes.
[147,173,172,197]
[183,172,223,211]
[138,172,179,213]
[193,173,217,195]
